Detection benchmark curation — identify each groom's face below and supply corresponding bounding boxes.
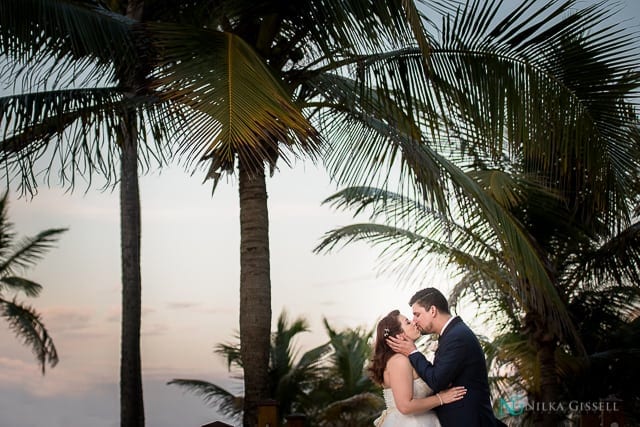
[411,303,435,334]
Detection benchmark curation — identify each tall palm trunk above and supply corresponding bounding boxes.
[536,338,561,427]
[525,312,561,427]
[119,109,144,427]
[119,4,145,427]
[239,158,272,426]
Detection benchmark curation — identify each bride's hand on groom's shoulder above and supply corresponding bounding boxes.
[387,334,417,356]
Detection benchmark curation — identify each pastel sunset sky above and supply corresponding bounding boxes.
[1,2,639,426]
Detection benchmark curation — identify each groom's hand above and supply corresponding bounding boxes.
[386,335,417,356]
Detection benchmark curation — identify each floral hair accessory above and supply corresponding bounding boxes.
[383,328,390,338]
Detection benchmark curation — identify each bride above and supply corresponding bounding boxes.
[369,310,466,426]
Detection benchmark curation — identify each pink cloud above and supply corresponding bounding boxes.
[105,305,156,323]
[41,306,94,332]
[166,301,199,310]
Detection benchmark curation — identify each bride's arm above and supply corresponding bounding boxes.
[388,355,466,415]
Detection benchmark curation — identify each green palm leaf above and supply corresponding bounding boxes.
[571,222,640,289]
[0,87,186,193]
[167,379,242,421]
[0,193,66,274]
[0,0,137,83]
[0,226,66,278]
[148,24,321,175]
[0,193,63,374]
[0,277,43,298]
[0,297,58,374]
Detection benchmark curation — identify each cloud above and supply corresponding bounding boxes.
[0,356,114,397]
[11,189,119,222]
[41,306,94,332]
[166,301,200,310]
[37,306,116,342]
[0,357,41,385]
[142,322,169,337]
[105,305,156,323]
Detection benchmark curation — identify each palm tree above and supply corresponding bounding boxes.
[2,2,327,423]
[0,2,204,425]
[0,192,65,374]
[313,2,640,425]
[169,310,332,424]
[144,0,623,421]
[316,176,640,425]
[306,319,382,426]
[171,311,382,425]
[4,1,636,424]
[144,2,429,423]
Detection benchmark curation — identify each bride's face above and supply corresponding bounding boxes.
[398,314,421,341]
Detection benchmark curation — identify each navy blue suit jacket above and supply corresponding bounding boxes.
[408,317,498,427]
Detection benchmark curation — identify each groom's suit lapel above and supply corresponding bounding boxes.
[434,317,463,361]
[440,316,463,339]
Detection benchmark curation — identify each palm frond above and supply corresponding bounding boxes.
[0,277,43,297]
[321,318,375,397]
[321,137,580,348]
[0,228,66,277]
[167,379,242,421]
[321,186,447,227]
[271,310,310,384]
[431,0,640,220]
[296,342,333,371]
[570,221,640,288]
[307,58,443,195]
[294,0,420,57]
[0,88,184,194]
[0,0,137,85]
[315,0,640,227]
[0,297,58,374]
[215,335,242,372]
[0,193,15,258]
[482,331,536,394]
[148,24,322,177]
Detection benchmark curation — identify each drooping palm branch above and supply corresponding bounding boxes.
[0,192,65,374]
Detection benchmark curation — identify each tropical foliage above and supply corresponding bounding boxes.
[0,192,65,374]
[314,1,640,426]
[143,1,426,422]
[151,1,640,420]
[4,0,639,425]
[0,2,189,425]
[170,310,382,425]
[305,319,381,426]
[3,1,430,422]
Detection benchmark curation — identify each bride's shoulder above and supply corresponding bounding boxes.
[386,353,411,368]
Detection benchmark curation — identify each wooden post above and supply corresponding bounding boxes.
[257,399,279,427]
[601,397,624,427]
[285,414,306,427]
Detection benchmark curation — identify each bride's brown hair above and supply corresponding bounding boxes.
[368,310,403,385]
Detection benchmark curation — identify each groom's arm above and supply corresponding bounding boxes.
[407,351,433,385]
[387,334,464,391]
[410,336,466,392]
[388,335,444,391]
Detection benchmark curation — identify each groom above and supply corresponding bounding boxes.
[387,287,501,427]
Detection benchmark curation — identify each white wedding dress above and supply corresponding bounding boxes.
[374,377,442,426]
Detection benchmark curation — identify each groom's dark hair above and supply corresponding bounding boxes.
[409,287,450,314]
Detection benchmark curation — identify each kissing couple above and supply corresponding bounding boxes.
[369,287,505,427]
